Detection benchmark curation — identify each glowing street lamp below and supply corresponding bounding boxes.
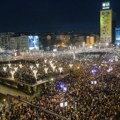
[14,67,18,72]
[36,63,39,68]
[106,42,109,46]
[10,70,15,79]
[59,67,63,73]
[52,65,56,72]
[33,69,37,80]
[30,65,33,70]
[44,59,47,63]
[50,78,54,94]
[44,67,48,74]
[51,78,54,81]
[49,60,52,64]
[8,63,11,68]
[77,66,80,70]
[19,63,22,68]
[107,66,113,72]
[73,52,76,60]
[3,67,7,72]
[69,64,73,69]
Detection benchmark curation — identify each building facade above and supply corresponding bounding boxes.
[115,26,120,46]
[100,1,116,44]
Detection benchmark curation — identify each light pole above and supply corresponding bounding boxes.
[3,66,7,72]
[50,78,54,95]
[52,65,56,72]
[33,69,37,80]
[58,67,63,74]
[44,59,47,63]
[44,67,48,74]
[69,63,73,77]
[10,70,15,80]
[30,65,33,70]
[69,63,73,69]
[8,63,11,68]
[14,67,18,72]
[19,63,22,68]
[36,63,39,68]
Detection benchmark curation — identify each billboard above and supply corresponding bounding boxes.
[28,36,39,50]
[100,10,112,43]
[102,2,110,10]
[115,27,120,44]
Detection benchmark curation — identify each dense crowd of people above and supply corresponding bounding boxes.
[0,48,120,120]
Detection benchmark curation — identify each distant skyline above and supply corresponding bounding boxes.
[0,0,120,33]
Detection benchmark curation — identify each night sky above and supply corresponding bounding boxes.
[0,0,120,33]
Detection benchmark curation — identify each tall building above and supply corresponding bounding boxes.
[100,1,116,44]
[115,26,120,46]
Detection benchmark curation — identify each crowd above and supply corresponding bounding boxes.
[0,48,119,120]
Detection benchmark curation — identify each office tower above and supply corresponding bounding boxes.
[100,1,116,44]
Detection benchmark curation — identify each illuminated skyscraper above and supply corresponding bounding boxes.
[100,1,116,44]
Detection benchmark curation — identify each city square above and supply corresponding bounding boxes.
[0,0,120,120]
[0,47,119,120]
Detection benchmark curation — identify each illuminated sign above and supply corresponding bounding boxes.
[28,36,39,50]
[102,2,110,10]
[100,10,112,43]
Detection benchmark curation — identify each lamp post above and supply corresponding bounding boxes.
[10,70,15,80]
[33,69,37,80]
[36,63,39,68]
[8,63,11,68]
[14,67,18,72]
[59,67,63,74]
[30,65,33,70]
[44,59,47,63]
[49,60,52,65]
[52,65,56,72]
[3,66,7,72]
[69,63,73,77]
[19,63,22,68]
[44,67,48,74]
[69,64,73,69]
[50,78,54,95]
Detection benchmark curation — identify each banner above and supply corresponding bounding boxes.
[28,36,39,50]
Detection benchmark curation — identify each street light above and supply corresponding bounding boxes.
[51,78,54,81]
[44,59,47,63]
[107,66,113,72]
[14,67,18,72]
[10,70,15,80]
[52,65,56,72]
[50,78,54,94]
[69,64,73,77]
[8,63,11,68]
[58,67,63,73]
[49,60,52,64]
[3,66,7,71]
[44,67,48,74]
[33,69,37,80]
[69,64,73,69]
[30,65,33,70]
[36,63,39,68]
[19,63,22,68]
